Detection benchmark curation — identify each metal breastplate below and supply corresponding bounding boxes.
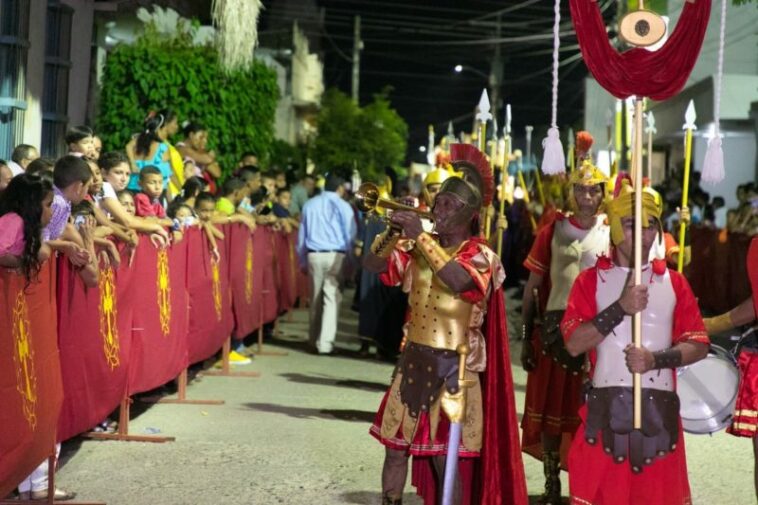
[406,248,474,351]
[546,217,610,311]
[593,265,676,391]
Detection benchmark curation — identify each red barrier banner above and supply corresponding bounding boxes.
[128,238,189,394]
[227,224,261,338]
[259,228,279,323]
[56,248,134,441]
[186,227,234,365]
[687,228,752,313]
[0,263,63,498]
[276,231,298,312]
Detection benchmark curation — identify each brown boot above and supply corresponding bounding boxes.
[538,450,561,504]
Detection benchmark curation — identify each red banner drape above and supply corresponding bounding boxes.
[0,263,63,498]
[569,0,711,100]
[127,239,189,394]
[687,228,752,313]
[56,248,134,441]
[260,228,279,323]
[228,224,261,338]
[276,232,298,312]
[186,227,234,365]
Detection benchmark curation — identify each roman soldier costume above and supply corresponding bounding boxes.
[368,147,527,505]
[561,179,709,505]
[520,157,609,503]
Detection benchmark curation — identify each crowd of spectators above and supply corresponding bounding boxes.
[0,112,321,500]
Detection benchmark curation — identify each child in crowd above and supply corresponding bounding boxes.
[0,173,54,281]
[134,166,171,224]
[96,152,169,247]
[117,190,136,216]
[272,188,297,233]
[26,157,55,175]
[179,176,207,209]
[66,125,97,161]
[216,177,246,216]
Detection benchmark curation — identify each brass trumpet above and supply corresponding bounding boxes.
[355,182,433,220]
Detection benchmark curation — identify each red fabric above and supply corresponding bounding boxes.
[570,0,711,100]
[56,249,133,441]
[127,238,189,394]
[520,332,583,469]
[185,227,234,365]
[668,269,709,345]
[276,231,298,311]
[260,228,280,322]
[0,263,63,498]
[524,219,556,275]
[568,405,692,505]
[134,193,166,218]
[227,224,261,338]
[749,237,758,317]
[688,228,752,313]
[399,287,528,505]
[728,349,758,438]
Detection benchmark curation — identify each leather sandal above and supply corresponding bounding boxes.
[19,488,77,501]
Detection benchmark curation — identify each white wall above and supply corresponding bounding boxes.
[21,0,47,148]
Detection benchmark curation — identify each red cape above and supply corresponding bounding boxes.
[410,285,528,505]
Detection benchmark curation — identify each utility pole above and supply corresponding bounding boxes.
[489,13,503,120]
[352,15,361,104]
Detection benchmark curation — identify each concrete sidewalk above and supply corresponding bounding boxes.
[55,289,753,504]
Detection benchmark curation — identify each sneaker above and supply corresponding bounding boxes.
[228,350,252,365]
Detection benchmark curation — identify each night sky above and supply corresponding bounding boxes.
[261,0,619,162]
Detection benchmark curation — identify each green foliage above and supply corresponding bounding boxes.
[267,138,307,174]
[96,21,280,176]
[310,88,408,182]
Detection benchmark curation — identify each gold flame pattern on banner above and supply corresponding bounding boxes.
[211,257,223,321]
[245,237,254,303]
[12,291,37,430]
[99,266,120,369]
[157,249,172,336]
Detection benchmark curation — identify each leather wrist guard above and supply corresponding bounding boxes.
[652,348,682,369]
[592,301,625,336]
[704,312,734,335]
[415,232,452,273]
[370,228,400,258]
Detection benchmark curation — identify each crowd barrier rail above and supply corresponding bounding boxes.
[0,224,304,498]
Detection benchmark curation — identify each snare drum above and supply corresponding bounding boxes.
[677,345,739,434]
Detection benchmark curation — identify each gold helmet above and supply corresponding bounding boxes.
[423,165,458,207]
[607,176,663,246]
[567,160,607,214]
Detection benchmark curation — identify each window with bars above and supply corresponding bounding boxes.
[41,1,72,157]
[0,0,30,159]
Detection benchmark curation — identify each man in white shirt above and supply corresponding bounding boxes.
[8,144,39,176]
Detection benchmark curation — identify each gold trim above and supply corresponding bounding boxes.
[211,257,223,321]
[734,409,758,417]
[245,237,254,304]
[98,266,120,370]
[733,422,757,432]
[12,290,37,430]
[157,249,172,336]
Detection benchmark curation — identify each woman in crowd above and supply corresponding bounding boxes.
[178,176,208,209]
[176,121,221,193]
[126,111,176,193]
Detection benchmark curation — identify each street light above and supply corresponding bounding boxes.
[453,64,489,80]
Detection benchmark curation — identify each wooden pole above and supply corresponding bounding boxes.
[83,396,175,443]
[632,98,644,430]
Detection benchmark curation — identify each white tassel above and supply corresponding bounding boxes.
[702,0,727,184]
[541,127,566,175]
[701,136,724,184]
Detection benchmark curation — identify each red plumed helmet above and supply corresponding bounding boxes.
[449,143,494,207]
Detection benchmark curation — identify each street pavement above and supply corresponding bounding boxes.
[55,289,754,504]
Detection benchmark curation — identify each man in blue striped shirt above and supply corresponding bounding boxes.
[297,175,357,354]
